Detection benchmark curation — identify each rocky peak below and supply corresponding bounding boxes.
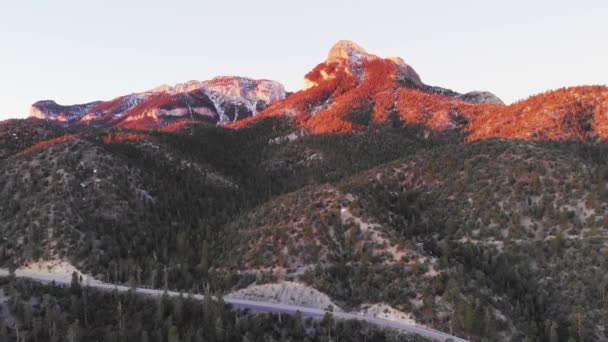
[202,76,286,104]
[31,100,101,123]
[458,91,504,105]
[30,76,286,128]
[151,77,285,104]
[151,81,206,94]
[326,40,377,64]
[387,57,423,87]
[304,40,424,89]
[244,40,507,135]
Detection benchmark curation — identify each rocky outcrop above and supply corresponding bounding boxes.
[326,40,373,63]
[301,40,495,106]
[227,282,342,311]
[152,77,285,105]
[204,77,285,104]
[303,40,423,90]
[388,57,424,88]
[31,100,102,123]
[458,91,504,105]
[30,77,286,129]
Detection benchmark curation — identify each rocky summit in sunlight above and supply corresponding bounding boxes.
[303,40,424,90]
[30,40,608,142]
[30,76,286,129]
[236,40,608,141]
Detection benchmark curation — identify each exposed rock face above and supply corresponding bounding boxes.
[30,77,286,129]
[458,91,504,105]
[200,77,286,123]
[204,77,285,104]
[30,100,102,123]
[33,39,606,142]
[227,282,342,311]
[234,40,608,141]
[388,57,424,87]
[152,77,285,104]
[238,40,506,135]
[302,40,496,101]
[326,40,376,63]
[303,40,423,90]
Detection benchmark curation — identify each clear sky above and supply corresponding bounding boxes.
[1,0,607,119]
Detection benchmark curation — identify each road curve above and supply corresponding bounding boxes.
[0,268,467,342]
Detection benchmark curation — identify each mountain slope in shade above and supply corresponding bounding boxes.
[30,76,286,129]
[0,118,65,159]
[234,40,608,141]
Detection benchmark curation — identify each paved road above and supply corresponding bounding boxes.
[0,268,467,342]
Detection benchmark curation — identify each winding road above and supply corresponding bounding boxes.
[0,268,467,342]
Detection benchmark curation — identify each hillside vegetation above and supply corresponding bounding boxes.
[0,277,429,342]
[2,115,608,341]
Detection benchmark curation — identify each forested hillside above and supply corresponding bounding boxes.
[3,39,608,342]
[0,277,430,342]
[2,116,608,341]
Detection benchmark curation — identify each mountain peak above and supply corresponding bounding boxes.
[238,40,513,135]
[30,76,286,128]
[327,40,375,63]
[303,40,423,89]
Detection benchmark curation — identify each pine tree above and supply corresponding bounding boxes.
[70,271,81,295]
[321,308,334,340]
[422,287,435,326]
[572,305,584,341]
[0,319,7,342]
[167,325,180,342]
[549,321,559,342]
[199,240,210,274]
[214,316,224,340]
[67,320,81,342]
[139,331,149,342]
[292,311,304,339]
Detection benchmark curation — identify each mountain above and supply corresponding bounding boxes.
[235,40,608,142]
[233,39,504,133]
[30,76,286,129]
[3,40,608,341]
[29,40,608,141]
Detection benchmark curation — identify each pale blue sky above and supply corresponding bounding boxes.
[1,0,607,119]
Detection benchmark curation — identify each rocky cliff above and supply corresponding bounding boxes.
[30,77,286,129]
